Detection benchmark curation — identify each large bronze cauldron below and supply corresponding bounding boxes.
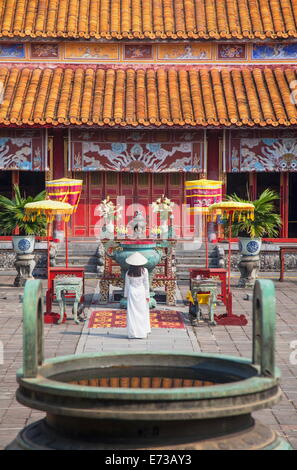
[107,240,162,308]
[7,280,291,450]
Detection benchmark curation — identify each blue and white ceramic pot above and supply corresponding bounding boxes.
[12,235,35,254]
[238,237,262,256]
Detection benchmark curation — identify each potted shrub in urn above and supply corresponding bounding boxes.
[227,189,282,247]
[225,189,282,287]
[0,184,46,253]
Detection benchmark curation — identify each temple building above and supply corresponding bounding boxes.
[1,0,297,239]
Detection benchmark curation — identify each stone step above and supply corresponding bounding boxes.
[53,241,221,277]
[56,250,101,257]
[175,258,214,265]
[176,267,216,274]
[176,272,202,279]
[176,279,191,286]
[56,254,99,262]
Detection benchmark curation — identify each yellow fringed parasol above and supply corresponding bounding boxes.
[24,200,75,299]
[207,201,255,223]
[24,200,74,223]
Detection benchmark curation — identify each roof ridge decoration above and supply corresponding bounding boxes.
[0,0,297,41]
[0,64,297,127]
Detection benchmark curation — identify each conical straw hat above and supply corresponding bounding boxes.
[126,252,148,266]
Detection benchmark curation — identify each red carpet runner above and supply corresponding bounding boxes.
[88,310,185,329]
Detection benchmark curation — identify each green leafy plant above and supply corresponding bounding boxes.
[225,189,282,238]
[0,185,47,236]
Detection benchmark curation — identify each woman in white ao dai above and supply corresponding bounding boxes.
[124,252,151,339]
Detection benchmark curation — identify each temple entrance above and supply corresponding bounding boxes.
[0,170,45,201]
[71,172,195,237]
[0,171,12,199]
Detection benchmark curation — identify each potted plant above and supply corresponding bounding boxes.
[0,184,47,253]
[226,188,282,256]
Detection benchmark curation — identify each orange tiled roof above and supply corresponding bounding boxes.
[1,0,297,40]
[0,65,297,127]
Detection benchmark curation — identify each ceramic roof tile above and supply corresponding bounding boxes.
[1,0,297,39]
[0,65,297,127]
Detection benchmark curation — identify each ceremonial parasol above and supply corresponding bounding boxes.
[46,177,83,211]
[208,201,255,325]
[24,199,74,276]
[46,178,83,268]
[24,199,75,323]
[185,179,223,268]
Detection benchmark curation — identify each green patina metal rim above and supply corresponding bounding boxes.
[16,350,281,401]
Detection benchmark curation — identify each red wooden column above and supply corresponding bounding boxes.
[249,173,257,201]
[280,173,289,238]
[52,129,65,179]
[207,131,221,181]
[52,129,66,241]
[207,131,221,241]
[12,171,19,234]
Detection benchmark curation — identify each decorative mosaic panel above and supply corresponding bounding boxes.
[157,43,212,60]
[226,130,297,172]
[124,45,153,59]
[2,41,297,63]
[0,130,46,170]
[217,44,246,59]
[70,130,205,173]
[252,43,297,60]
[0,43,25,58]
[31,43,59,58]
[65,43,119,60]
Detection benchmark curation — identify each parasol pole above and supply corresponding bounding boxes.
[65,221,69,268]
[205,212,209,269]
[47,221,51,291]
[228,211,233,293]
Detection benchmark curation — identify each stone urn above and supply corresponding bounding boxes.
[109,240,162,308]
[237,237,262,288]
[239,237,262,256]
[12,235,35,254]
[12,235,36,287]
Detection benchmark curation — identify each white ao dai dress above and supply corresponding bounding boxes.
[124,268,151,339]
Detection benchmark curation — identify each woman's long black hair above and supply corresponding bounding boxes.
[127,265,144,277]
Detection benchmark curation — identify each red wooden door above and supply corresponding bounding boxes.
[71,172,89,237]
[71,172,104,237]
[126,174,151,228]
[72,171,189,238]
[167,173,185,238]
[89,172,104,237]
[120,173,135,226]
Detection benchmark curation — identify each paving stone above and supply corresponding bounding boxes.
[1,275,297,450]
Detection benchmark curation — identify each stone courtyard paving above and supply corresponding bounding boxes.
[0,273,296,450]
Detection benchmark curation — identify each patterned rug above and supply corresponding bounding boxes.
[88,310,185,329]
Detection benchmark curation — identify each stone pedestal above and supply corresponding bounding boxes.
[14,253,36,287]
[96,241,105,276]
[49,241,58,267]
[238,255,260,288]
